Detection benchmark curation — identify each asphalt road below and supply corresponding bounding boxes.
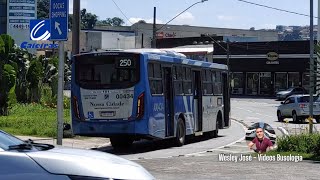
[136,154,320,180]
[231,97,320,135]
[132,98,320,180]
[97,120,246,160]
[28,96,318,179]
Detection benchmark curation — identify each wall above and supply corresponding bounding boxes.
[101,31,135,49]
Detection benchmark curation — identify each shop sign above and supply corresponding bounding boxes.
[266,52,279,64]
[267,52,279,60]
[156,31,177,39]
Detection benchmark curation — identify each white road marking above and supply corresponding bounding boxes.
[185,120,246,156]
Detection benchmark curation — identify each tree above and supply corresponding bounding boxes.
[137,20,146,24]
[81,9,98,29]
[11,46,33,103]
[283,30,302,41]
[250,27,255,31]
[0,64,16,116]
[37,0,50,19]
[0,34,15,62]
[27,59,44,103]
[98,17,125,26]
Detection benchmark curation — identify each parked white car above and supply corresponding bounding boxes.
[0,130,154,180]
[277,95,320,123]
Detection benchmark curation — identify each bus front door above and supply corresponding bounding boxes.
[164,67,175,137]
[193,71,203,132]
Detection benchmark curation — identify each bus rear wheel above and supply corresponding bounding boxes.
[174,118,186,147]
[206,119,219,139]
[110,136,134,149]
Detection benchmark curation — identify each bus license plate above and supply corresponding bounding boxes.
[100,111,116,117]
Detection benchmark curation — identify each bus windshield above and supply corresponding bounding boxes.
[75,54,140,89]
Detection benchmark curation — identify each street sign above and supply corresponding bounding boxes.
[50,0,68,41]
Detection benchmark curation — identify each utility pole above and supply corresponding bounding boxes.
[226,40,231,125]
[152,7,157,48]
[317,0,320,95]
[226,40,230,75]
[309,0,314,134]
[72,0,80,55]
[151,0,208,48]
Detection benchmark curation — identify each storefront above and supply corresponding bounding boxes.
[212,41,315,96]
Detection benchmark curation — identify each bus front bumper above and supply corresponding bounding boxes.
[72,120,137,137]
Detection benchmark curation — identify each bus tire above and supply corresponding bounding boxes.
[174,118,186,147]
[110,137,133,149]
[218,111,223,129]
[213,115,221,138]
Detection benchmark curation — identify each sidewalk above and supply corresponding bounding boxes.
[17,135,110,149]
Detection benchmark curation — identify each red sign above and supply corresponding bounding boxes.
[156,32,177,39]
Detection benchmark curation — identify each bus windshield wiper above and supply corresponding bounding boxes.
[8,143,33,150]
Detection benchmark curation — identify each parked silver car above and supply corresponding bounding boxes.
[277,95,320,123]
[0,130,154,180]
[276,87,307,100]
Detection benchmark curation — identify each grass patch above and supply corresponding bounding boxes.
[0,103,70,137]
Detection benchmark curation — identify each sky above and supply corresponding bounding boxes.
[68,0,319,30]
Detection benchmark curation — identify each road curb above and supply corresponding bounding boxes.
[231,117,289,137]
[231,118,250,128]
[184,120,247,157]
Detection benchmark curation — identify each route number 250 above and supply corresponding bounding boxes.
[119,59,132,67]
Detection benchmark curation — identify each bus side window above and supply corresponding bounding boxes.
[213,71,222,95]
[202,70,213,95]
[148,62,163,95]
[183,67,192,94]
[174,66,184,95]
[148,63,154,77]
[154,63,162,78]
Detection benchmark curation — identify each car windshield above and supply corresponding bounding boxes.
[0,130,25,150]
[287,88,295,91]
[297,96,320,103]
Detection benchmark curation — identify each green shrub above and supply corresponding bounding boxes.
[64,96,70,109]
[41,84,70,109]
[8,85,17,108]
[276,133,320,155]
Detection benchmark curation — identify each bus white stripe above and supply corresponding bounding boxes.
[189,96,194,129]
[183,96,193,132]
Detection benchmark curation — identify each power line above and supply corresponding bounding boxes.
[237,0,318,19]
[111,0,134,25]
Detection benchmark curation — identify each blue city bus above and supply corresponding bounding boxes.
[71,49,231,148]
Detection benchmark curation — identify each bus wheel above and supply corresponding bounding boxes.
[110,137,134,149]
[213,116,220,138]
[174,118,186,147]
[206,120,218,139]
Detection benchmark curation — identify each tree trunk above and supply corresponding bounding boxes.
[3,106,8,116]
[31,86,41,103]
